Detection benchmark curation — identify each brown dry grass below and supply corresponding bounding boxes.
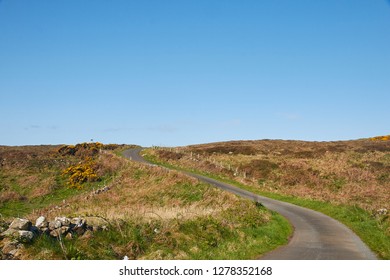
[0,145,67,202]
[0,146,253,225]
[41,155,246,223]
[1,144,286,260]
[0,146,255,226]
[148,138,390,212]
[0,144,139,217]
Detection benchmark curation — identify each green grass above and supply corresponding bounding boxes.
[143,150,390,260]
[0,174,113,218]
[26,206,291,260]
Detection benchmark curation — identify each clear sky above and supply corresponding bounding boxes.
[0,0,389,146]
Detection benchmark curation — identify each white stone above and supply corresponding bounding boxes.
[35,216,47,228]
[55,217,70,226]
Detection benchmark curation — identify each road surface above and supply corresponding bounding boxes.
[123,148,377,260]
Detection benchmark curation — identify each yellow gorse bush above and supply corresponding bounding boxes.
[58,142,121,189]
[62,158,98,189]
[370,135,390,141]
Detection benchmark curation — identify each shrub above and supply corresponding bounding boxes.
[62,159,98,189]
[58,142,104,157]
[370,135,390,141]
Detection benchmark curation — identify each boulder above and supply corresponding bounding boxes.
[71,217,86,227]
[9,218,31,231]
[17,230,34,243]
[49,220,62,230]
[1,228,18,238]
[55,217,70,227]
[35,216,48,228]
[70,217,86,235]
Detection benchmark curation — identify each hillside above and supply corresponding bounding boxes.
[0,143,290,260]
[147,138,390,211]
[144,136,390,258]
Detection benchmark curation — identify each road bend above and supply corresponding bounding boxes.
[123,148,377,260]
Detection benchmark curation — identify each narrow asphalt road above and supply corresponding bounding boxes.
[123,148,377,260]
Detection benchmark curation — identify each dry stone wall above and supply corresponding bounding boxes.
[0,216,109,260]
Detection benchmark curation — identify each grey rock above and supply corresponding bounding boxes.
[71,217,86,227]
[55,217,70,226]
[18,230,34,243]
[49,220,62,230]
[35,216,48,228]
[71,218,86,235]
[1,228,18,238]
[9,218,31,230]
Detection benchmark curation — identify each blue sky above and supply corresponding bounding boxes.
[0,0,389,146]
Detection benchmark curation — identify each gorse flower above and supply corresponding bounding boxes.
[370,135,390,141]
[62,158,98,189]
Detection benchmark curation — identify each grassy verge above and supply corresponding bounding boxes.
[25,209,291,260]
[143,150,390,259]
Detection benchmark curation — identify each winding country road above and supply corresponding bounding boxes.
[123,148,377,260]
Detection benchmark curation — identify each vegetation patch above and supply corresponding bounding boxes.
[0,143,129,218]
[0,144,291,259]
[62,159,98,189]
[144,137,390,259]
[370,135,390,141]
